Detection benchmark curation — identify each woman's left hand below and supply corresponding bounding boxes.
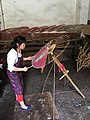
[27,56,32,60]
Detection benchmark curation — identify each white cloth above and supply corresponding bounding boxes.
[0,64,3,69]
[7,48,22,72]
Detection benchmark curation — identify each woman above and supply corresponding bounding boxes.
[7,36,32,111]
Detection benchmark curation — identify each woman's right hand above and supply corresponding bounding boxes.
[23,67,28,72]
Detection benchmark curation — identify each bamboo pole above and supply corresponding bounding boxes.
[51,52,85,99]
[0,0,5,29]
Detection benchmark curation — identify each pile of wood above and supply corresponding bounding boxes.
[76,43,90,72]
[0,25,79,61]
[0,25,78,42]
[0,24,90,64]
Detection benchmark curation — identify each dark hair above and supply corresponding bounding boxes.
[9,36,26,50]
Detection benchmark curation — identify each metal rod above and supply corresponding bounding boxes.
[28,65,33,69]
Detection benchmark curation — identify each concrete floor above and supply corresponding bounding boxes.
[0,60,90,120]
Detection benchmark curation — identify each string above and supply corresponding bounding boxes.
[42,63,54,93]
